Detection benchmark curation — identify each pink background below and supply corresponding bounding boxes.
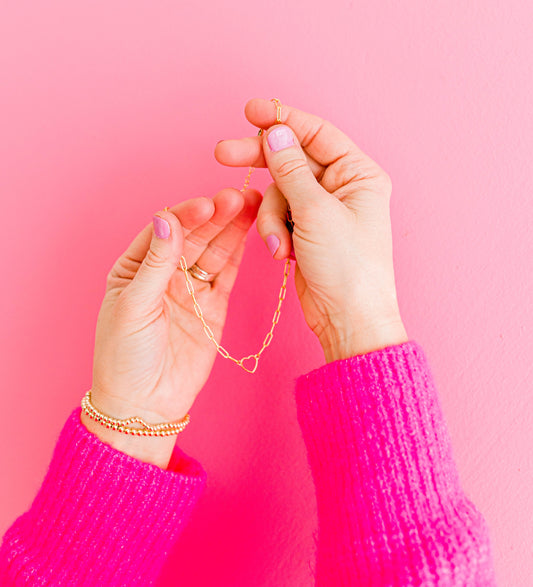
[1,2,531,585]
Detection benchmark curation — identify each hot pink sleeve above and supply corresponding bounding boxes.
[294,340,497,586]
[0,407,207,586]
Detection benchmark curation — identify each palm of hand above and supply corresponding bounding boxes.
[91,189,261,422]
[290,171,392,340]
[93,273,225,421]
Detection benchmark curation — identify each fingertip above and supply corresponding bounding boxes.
[265,124,298,154]
[244,97,269,120]
[152,214,171,239]
[153,207,185,238]
[198,196,216,217]
[230,186,246,208]
[243,187,263,209]
[214,139,238,166]
[243,98,257,120]
[266,234,281,257]
[214,187,245,215]
[213,140,224,162]
[214,140,243,166]
[279,233,294,260]
[264,230,292,260]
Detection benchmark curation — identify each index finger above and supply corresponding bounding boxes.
[214,134,323,178]
[244,98,369,167]
[113,197,215,271]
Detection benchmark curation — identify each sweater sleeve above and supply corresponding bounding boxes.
[0,406,207,586]
[294,340,497,586]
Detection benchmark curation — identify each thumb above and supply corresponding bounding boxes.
[263,124,326,215]
[127,210,184,310]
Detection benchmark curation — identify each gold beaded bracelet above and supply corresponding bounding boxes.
[81,390,190,437]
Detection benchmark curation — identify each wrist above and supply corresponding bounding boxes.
[80,403,178,470]
[319,316,408,363]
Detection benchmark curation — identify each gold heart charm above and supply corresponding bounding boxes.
[239,355,259,374]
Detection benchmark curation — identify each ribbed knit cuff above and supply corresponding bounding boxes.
[0,407,207,586]
[295,341,496,586]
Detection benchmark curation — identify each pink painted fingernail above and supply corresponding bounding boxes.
[153,215,170,239]
[267,126,295,152]
[266,234,280,256]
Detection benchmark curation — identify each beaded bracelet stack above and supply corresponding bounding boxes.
[81,390,190,437]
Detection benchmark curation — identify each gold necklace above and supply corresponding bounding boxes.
[172,99,292,374]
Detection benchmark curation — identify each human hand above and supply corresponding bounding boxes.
[215,99,408,362]
[81,188,261,468]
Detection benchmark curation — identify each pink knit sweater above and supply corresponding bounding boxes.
[0,341,496,585]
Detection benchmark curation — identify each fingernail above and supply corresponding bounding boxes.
[289,244,296,261]
[266,234,280,257]
[267,126,295,152]
[153,215,170,239]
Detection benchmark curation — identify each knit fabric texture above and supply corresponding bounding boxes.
[0,407,207,586]
[0,341,497,585]
[294,341,496,586]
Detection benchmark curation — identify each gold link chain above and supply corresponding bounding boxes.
[179,253,291,373]
[171,106,293,374]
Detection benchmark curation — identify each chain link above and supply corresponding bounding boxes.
[174,100,292,374]
[179,232,291,374]
[171,98,294,373]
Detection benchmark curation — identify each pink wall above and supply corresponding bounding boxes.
[1,2,531,585]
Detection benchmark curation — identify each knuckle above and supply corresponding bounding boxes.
[107,255,140,283]
[186,232,206,250]
[105,264,125,290]
[300,118,327,149]
[206,241,232,261]
[336,157,364,185]
[105,269,120,292]
[144,247,168,270]
[276,158,309,181]
[256,211,284,235]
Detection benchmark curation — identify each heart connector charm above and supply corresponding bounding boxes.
[239,355,259,374]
